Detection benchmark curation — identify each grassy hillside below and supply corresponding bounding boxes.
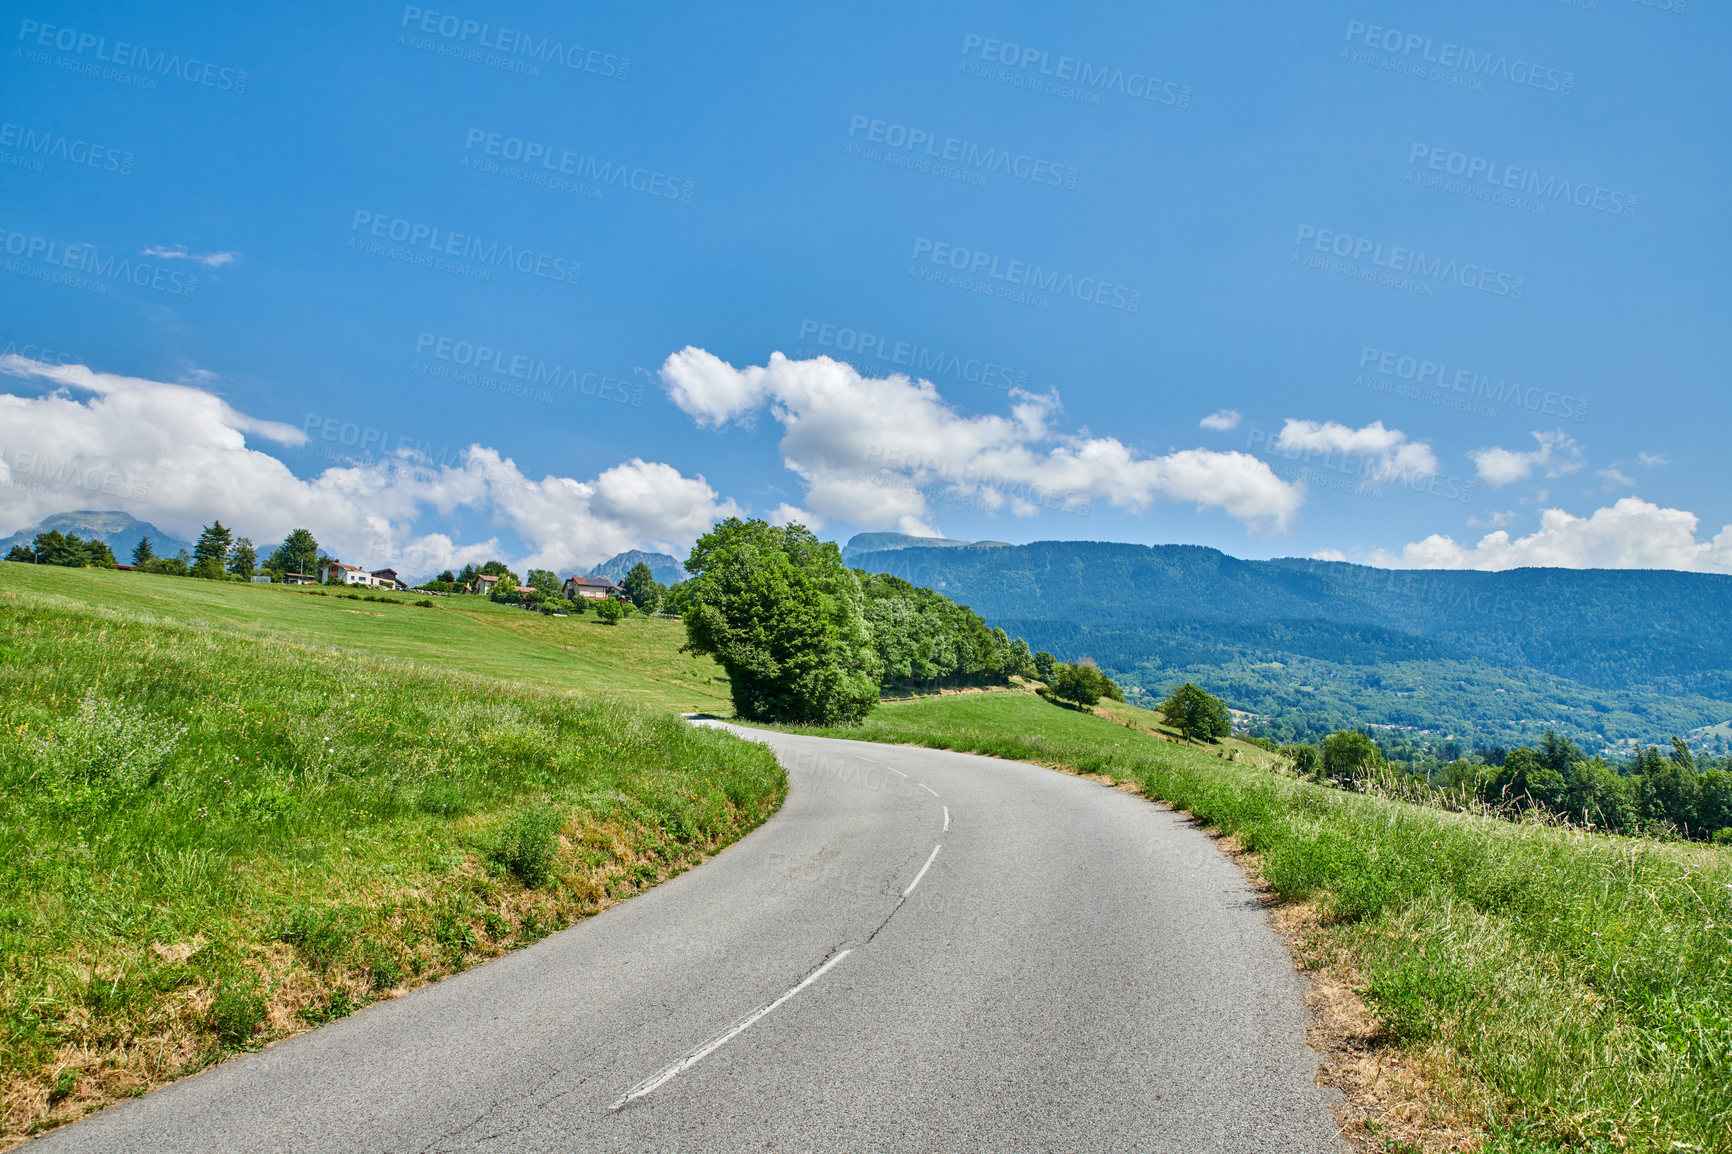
[777,693,1732,1153]
[0,567,778,1141]
[0,562,733,713]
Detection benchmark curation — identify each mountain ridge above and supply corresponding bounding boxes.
[0,511,193,562]
[848,539,1732,752]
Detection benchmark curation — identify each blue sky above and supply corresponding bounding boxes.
[2,0,1727,577]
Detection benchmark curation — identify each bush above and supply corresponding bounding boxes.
[594,598,625,625]
[490,805,564,887]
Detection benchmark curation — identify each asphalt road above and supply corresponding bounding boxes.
[36,724,1345,1153]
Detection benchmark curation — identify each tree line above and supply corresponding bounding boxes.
[677,519,1123,724]
[1264,728,1732,843]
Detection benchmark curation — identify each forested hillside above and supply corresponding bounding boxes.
[849,539,1732,752]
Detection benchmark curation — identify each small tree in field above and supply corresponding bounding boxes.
[1158,682,1232,744]
[1321,730,1383,787]
[594,598,625,625]
[1048,662,1118,708]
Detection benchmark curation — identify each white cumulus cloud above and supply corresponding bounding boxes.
[0,357,738,577]
[1467,430,1583,488]
[1273,419,1437,482]
[1368,496,1732,572]
[659,349,1303,533]
[1199,408,1241,431]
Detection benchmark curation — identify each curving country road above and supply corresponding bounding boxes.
[35,724,1345,1153]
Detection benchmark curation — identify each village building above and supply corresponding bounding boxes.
[563,575,625,600]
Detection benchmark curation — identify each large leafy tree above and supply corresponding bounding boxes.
[525,568,562,597]
[267,528,320,577]
[682,519,880,725]
[1049,662,1120,709]
[1159,682,1231,743]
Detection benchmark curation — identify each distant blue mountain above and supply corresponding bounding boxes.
[587,550,687,586]
[848,538,1732,753]
[840,532,1010,563]
[0,511,192,562]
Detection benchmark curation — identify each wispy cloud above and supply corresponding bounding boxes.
[141,244,240,269]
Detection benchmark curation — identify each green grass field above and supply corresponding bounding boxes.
[780,693,1732,1153]
[0,562,733,714]
[0,563,776,1140]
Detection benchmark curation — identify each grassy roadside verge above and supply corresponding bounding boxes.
[0,586,784,1144]
[778,693,1732,1153]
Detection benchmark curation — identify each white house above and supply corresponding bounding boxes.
[324,562,394,589]
[563,575,624,600]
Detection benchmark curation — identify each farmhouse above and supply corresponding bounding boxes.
[563,575,624,600]
[323,562,395,589]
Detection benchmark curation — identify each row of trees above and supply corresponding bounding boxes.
[5,523,318,582]
[858,571,1033,692]
[677,519,1142,725]
[1268,727,1732,842]
[5,531,118,568]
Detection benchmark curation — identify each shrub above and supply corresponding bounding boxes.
[594,598,625,625]
[491,805,564,886]
[1048,663,1119,708]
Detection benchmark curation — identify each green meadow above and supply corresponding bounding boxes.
[0,562,733,712]
[0,563,775,1139]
